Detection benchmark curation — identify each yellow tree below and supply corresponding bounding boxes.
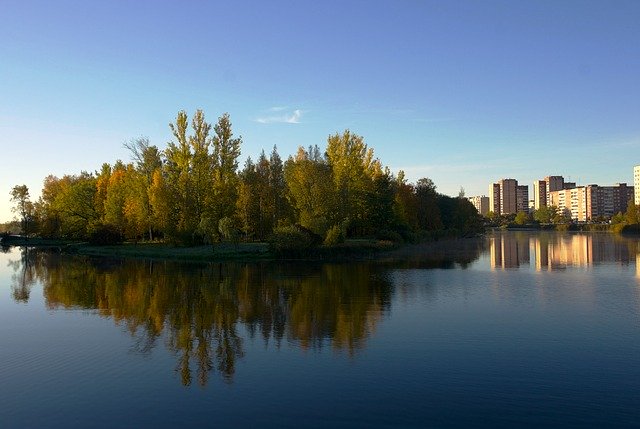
[284,146,335,235]
[325,130,377,234]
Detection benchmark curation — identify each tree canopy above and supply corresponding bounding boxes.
[22,110,483,244]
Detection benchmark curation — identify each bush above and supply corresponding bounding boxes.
[375,229,403,243]
[268,224,321,255]
[324,224,345,246]
[88,224,123,246]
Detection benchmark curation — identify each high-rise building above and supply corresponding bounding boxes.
[533,180,547,210]
[516,185,529,213]
[489,179,518,215]
[634,165,640,206]
[489,183,501,214]
[533,176,566,210]
[468,196,490,216]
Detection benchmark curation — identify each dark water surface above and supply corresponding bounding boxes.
[1,231,640,428]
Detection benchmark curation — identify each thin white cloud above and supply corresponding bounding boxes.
[256,108,302,124]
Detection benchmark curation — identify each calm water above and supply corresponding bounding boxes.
[1,231,640,428]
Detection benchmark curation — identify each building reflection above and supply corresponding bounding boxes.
[490,233,530,269]
[490,232,636,271]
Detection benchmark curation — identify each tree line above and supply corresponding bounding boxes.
[9,110,482,245]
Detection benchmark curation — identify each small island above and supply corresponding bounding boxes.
[4,110,483,262]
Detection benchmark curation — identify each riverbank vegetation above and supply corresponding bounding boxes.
[8,110,482,257]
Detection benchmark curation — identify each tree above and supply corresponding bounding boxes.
[162,110,216,243]
[514,211,530,225]
[393,171,418,231]
[237,157,260,240]
[10,185,34,235]
[533,205,557,224]
[210,113,242,224]
[625,201,639,225]
[269,146,291,225]
[284,146,335,236]
[325,130,376,230]
[415,178,443,231]
[124,137,162,239]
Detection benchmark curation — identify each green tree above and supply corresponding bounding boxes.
[164,110,196,241]
[393,171,418,231]
[533,205,557,224]
[514,211,530,225]
[210,113,242,225]
[625,201,639,225]
[237,157,260,240]
[415,178,443,231]
[326,130,377,231]
[124,137,163,239]
[10,185,34,235]
[284,146,335,236]
[42,173,99,239]
[162,110,216,243]
[269,146,291,225]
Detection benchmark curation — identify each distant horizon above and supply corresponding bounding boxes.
[2,0,639,222]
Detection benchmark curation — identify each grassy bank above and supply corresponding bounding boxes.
[44,239,397,262]
[65,242,271,262]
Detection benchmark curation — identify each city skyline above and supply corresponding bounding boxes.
[2,1,640,222]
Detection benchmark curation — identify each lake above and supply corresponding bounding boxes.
[1,231,640,428]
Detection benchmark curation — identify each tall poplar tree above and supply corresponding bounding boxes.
[210,113,242,225]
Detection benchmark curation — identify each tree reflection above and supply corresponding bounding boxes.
[27,254,392,386]
[7,247,41,302]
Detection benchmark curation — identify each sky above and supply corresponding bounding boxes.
[1,0,639,222]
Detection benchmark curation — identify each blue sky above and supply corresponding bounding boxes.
[1,0,639,222]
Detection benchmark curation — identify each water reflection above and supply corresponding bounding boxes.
[9,232,639,387]
[8,248,39,302]
[490,232,639,271]
[20,254,394,386]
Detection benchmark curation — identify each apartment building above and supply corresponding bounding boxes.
[489,179,518,215]
[634,165,640,206]
[468,196,490,216]
[548,183,634,221]
[516,185,529,213]
[489,183,501,214]
[533,175,571,210]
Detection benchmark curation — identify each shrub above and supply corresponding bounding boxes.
[375,229,403,244]
[324,224,345,246]
[88,224,123,246]
[268,225,321,255]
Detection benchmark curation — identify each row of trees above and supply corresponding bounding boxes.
[10,110,483,245]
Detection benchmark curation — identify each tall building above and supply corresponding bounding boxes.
[468,196,490,216]
[516,185,529,213]
[533,175,566,210]
[489,183,501,214]
[533,180,547,210]
[634,165,640,206]
[500,179,517,214]
[489,179,518,215]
